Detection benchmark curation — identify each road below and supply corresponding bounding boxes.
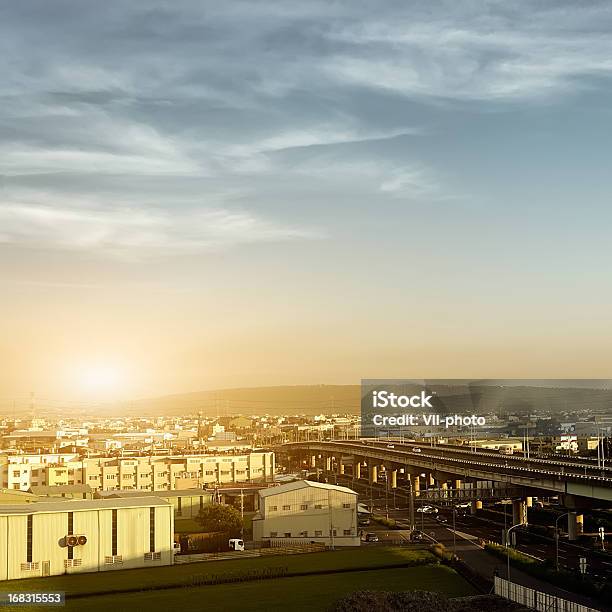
[342,474,612,584]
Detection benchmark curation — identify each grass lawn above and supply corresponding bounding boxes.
[56,565,475,612]
[8,547,435,598]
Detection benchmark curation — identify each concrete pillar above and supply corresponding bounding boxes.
[354,462,361,479]
[310,455,316,469]
[454,479,462,499]
[428,473,435,487]
[471,500,482,515]
[577,514,584,536]
[325,456,332,472]
[441,482,448,498]
[512,500,527,525]
[390,469,397,489]
[568,512,583,541]
[338,462,345,476]
[413,475,421,497]
[526,496,533,508]
[369,464,378,484]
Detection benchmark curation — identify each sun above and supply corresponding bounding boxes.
[76,363,126,398]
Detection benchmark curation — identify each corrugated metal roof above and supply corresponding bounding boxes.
[96,489,212,499]
[258,480,357,497]
[0,496,171,515]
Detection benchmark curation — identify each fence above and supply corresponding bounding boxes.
[494,576,600,612]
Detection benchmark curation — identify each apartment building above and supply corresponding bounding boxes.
[1,451,274,493]
[252,480,359,547]
[83,451,274,492]
[0,453,84,491]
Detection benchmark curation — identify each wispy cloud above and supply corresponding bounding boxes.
[0,199,323,257]
[2,1,612,258]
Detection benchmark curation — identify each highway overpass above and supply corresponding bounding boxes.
[279,439,612,510]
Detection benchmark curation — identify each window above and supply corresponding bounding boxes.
[111,509,118,556]
[332,529,337,536]
[177,497,182,516]
[205,470,214,476]
[282,505,290,510]
[300,530,308,537]
[26,515,33,563]
[149,507,155,553]
[314,530,323,537]
[314,504,323,509]
[269,505,277,511]
[106,474,115,480]
[342,503,351,508]
[269,532,278,538]
[343,529,352,536]
[284,532,291,538]
[300,504,308,510]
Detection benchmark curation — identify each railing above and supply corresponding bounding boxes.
[494,576,600,612]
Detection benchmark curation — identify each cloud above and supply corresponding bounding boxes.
[0,199,323,257]
[2,1,612,258]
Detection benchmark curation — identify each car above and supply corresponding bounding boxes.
[455,502,471,509]
[436,515,448,524]
[411,530,424,541]
[416,505,438,514]
[364,532,379,542]
[412,447,422,453]
[387,444,395,449]
[173,542,181,555]
[358,517,371,526]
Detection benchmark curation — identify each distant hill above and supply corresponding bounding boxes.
[125,381,612,418]
[126,385,362,417]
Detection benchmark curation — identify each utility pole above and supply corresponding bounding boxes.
[555,512,569,571]
[408,477,415,531]
[240,488,244,539]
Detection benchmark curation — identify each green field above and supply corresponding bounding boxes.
[5,547,476,611]
[62,565,474,612]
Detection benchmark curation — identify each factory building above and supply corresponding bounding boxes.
[0,497,174,580]
[252,480,360,547]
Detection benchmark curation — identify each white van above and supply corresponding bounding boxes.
[229,538,245,551]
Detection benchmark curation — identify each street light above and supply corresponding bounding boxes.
[555,512,569,572]
[506,523,526,581]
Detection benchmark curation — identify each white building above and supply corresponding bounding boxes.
[0,497,174,580]
[1,451,275,493]
[253,480,360,547]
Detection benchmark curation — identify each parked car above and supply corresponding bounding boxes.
[358,517,371,527]
[412,447,422,453]
[364,532,379,542]
[416,505,438,514]
[387,444,395,448]
[173,542,181,555]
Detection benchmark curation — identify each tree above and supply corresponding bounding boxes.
[196,504,243,537]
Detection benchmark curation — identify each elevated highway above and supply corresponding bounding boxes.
[280,439,612,506]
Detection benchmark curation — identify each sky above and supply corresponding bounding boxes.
[1,1,612,404]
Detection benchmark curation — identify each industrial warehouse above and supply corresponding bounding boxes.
[0,497,174,580]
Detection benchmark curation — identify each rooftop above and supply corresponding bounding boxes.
[0,496,171,515]
[259,479,357,498]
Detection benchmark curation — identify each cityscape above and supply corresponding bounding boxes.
[2,1,612,611]
[0,383,610,610]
